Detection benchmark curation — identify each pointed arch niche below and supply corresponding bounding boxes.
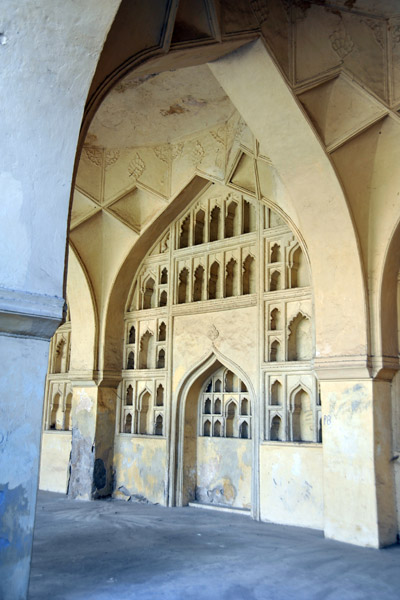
[173,354,253,512]
[118,180,318,521]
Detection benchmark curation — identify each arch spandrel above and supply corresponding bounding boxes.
[209,39,368,363]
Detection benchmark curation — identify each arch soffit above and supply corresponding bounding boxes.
[67,243,99,372]
[379,215,400,362]
[208,39,368,359]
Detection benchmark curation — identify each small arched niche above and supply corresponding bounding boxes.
[193,265,204,302]
[138,391,151,435]
[225,258,237,298]
[139,331,154,369]
[208,261,220,300]
[156,384,164,406]
[226,401,237,437]
[142,277,155,309]
[290,246,309,288]
[124,413,133,434]
[243,255,255,294]
[270,380,282,405]
[270,243,281,263]
[159,290,168,307]
[194,209,205,245]
[160,267,168,285]
[178,268,189,304]
[225,201,238,238]
[158,322,166,342]
[243,200,255,234]
[126,385,133,405]
[291,387,313,442]
[225,370,238,392]
[270,307,282,331]
[209,205,220,242]
[54,339,66,374]
[241,398,249,415]
[269,339,281,362]
[180,215,190,249]
[50,393,61,430]
[157,348,165,369]
[128,325,136,344]
[270,270,281,292]
[127,351,135,370]
[270,415,284,441]
[288,313,312,361]
[213,420,222,437]
[155,414,163,436]
[239,421,249,439]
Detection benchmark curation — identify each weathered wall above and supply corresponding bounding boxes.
[39,432,71,493]
[260,444,323,530]
[113,437,166,505]
[322,379,397,547]
[0,337,50,600]
[197,438,252,510]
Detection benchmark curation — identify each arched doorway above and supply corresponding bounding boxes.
[174,355,254,512]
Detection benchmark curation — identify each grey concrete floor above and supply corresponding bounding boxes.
[29,491,400,600]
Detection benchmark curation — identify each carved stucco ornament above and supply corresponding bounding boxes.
[128,153,145,179]
[207,324,220,342]
[191,140,205,166]
[84,147,102,167]
[330,28,354,60]
[250,0,270,25]
[105,149,120,169]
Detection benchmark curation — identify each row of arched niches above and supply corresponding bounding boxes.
[121,187,321,444]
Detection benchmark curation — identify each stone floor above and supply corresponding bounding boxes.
[29,491,400,600]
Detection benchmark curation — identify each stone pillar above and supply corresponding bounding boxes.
[318,363,397,547]
[68,375,119,500]
[0,290,63,600]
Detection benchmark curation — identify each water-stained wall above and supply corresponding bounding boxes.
[113,437,166,505]
[197,438,252,510]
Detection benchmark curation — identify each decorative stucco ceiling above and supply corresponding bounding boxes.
[325,0,400,18]
[71,0,400,317]
[88,65,235,149]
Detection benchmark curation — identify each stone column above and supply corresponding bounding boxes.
[317,361,398,547]
[0,289,63,600]
[68,375,120,500]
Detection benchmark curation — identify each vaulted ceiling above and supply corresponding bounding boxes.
[70,0,400,317]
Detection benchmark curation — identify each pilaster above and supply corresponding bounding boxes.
[0,288,63,600]
[316,357,398,547]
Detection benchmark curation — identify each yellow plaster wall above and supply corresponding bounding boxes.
[39,432,71,493]
[113,436,167,505]
[260,443,324,530]
[196,437,252,510]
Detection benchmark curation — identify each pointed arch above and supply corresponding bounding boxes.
[289,384,313,442]
[172,349,255,508]
[143,276,156,309]
[288,312,312,361]
[193,264,205,302]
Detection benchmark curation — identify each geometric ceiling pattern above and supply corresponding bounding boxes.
[70,0,400,314]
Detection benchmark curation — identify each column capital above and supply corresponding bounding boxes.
[0,286,64,340]
[314,354,400,382]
